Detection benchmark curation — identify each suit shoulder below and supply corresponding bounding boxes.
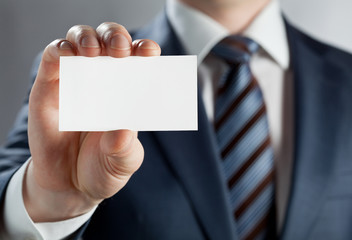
[287,23,352,72]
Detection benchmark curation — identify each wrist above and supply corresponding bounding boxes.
[23,160,100,222]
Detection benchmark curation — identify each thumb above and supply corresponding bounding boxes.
[100,130,144,178]
[79,130,144,200]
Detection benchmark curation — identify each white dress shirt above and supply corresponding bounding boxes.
[2,0,294,239]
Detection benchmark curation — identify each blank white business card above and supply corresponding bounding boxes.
[59,56,197,131]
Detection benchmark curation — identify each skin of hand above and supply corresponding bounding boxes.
[24,22,161,222]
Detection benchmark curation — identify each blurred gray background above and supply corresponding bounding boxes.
[0,0,351,144]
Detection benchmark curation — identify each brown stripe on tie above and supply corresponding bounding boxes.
[227,137,271,188]
[215,75,258,130]
[234,170,274,219]
[221,104,266,158]
[243,212,271,240]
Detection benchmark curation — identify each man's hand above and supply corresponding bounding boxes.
[24,23,160,222]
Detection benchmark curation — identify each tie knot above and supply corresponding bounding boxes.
[211,35,259,64]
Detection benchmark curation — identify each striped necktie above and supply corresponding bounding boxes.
[212,36,276,240]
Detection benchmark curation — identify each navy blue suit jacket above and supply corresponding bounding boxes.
[1,11,352,240]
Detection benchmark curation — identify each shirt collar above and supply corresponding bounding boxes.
[166,0,289,69]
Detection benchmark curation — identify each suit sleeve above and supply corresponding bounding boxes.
[0,53,39,206]
[0,53,92,239]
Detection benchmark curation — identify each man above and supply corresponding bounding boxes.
[1,0,352,239]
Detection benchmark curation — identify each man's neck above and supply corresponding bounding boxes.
[178,0,271,34]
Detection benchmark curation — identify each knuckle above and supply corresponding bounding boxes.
[66,25,84,37]
[67,25,96,43]
[97,22,125,33]
[133,39,161,56]
[139,39,160,49]
[97,22,130,43]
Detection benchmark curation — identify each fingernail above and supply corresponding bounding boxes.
[81,36,100,48]
[138,40,158,50]
[58,40,73,50]
[110,34,131,50]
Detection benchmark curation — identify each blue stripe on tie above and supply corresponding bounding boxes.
[228,147,273,209]
[215,65,250,119]
[212,44,250,63]
[222,116,268,179]
[237,183,274,238]
[216,87,263,150]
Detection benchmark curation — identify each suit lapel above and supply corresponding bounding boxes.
[153,95,238,240]
[134,11,238,240]
[281,23,344,239]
